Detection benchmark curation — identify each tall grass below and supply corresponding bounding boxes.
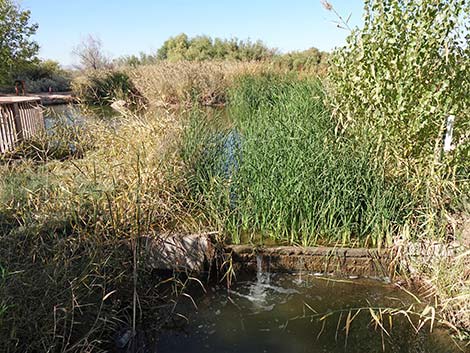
[73,61,325,109]
[182,74,413,247]
[0,109,190,351]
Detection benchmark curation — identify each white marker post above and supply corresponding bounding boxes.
[443,115,455,152]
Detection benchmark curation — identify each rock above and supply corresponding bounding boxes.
[226,245,391,277]
[110,99,130,115]
[114,328,133,349]
[142,232,216,272]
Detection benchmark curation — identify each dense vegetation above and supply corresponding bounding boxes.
[183,75,412,246]
[329,0,469,332]
[73,32,329,106]
[10,59,72,92]
[115,33,329,72]
[328,0,470,244]
[0,109,190,351]
[0,0,468,351]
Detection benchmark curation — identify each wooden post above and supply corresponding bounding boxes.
[12,102,23,140]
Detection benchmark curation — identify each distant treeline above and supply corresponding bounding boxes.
[114,33,329,72]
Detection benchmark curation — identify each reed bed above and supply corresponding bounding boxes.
[182,74,414,247]
[129,61,277,108]
[179,72,469,336]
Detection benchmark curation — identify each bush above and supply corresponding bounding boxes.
[11,60,72,93]
[273,48,329,74]
[328,0,469,168]
[72,70,145,106]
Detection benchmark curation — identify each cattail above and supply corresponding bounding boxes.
[321,0,333,11]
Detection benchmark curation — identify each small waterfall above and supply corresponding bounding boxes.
[247,254,270,307]
[256,254,266,283]
[294,258,304,285]
[229,253,298,311]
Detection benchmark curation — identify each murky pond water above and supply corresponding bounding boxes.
[158,261,460,353]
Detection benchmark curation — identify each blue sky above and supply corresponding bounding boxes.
[20,0,365,66]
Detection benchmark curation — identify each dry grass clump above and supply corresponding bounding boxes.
[421,250,470,339]
[129,61,272,107]
[71,69,147,106]
[434,253,470,337]
[394,238,470,339]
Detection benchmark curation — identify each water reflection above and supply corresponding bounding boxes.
[157,271,461,353]
[43,104,118,130]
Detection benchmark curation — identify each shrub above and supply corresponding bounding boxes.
[327,0,470,238]
[72,70,145,106]
[272,48,329,74]
[328,0,469,170]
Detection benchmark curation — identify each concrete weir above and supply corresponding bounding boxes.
[141,232,466,282]
[141,232,394,278]
[226,245,393,278]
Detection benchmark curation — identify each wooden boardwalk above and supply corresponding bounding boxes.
[0,96,45,153]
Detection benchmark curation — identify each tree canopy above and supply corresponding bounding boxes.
[156,34,277,62]
[0,0,39,85]
[114,33,329,73]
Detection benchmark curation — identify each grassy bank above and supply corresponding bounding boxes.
[0,110,190,351]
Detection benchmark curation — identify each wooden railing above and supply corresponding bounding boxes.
[0,97,44,153]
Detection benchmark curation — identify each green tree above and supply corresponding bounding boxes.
[0,0,39,85]
[186,35,214,61]
[156,33,276,62]
[157,33,190,61]
[213,38,229,59]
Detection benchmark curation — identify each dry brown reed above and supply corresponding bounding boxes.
[128,61,276,107]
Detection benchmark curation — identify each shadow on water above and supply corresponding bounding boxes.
[43,104,118,130]
[156,258,461,353]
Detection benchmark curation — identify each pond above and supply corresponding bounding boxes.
[157,258,460,353]
[43,104,117,129]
